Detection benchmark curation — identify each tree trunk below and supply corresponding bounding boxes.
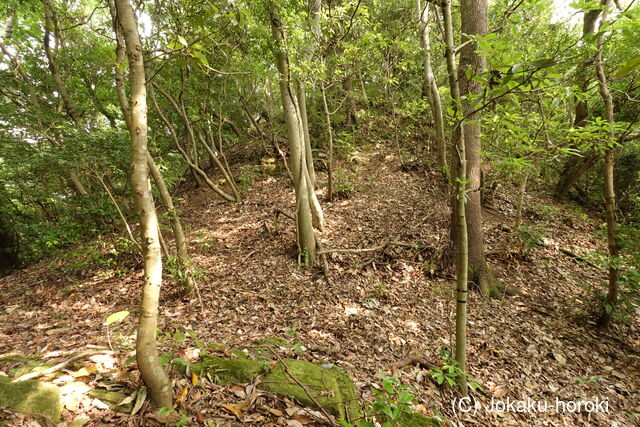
[442,0,468,397]
[147,153,195,294]
[269,8,323,265]
[321,82,334,201]
[555,5,605,198]
[109,0,194,294]
[418,0,447,173]
[114,0,172,408]
[593,0,619,328]
[459,0,501,298]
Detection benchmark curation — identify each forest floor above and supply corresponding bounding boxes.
[1,139,639,426]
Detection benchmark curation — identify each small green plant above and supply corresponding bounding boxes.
[575,375,601,384]
[372,282,389,298]
[334,168,357,198]
[513,225,547,249]
[158,407,189,427]
[428,349,482,391]
[538,205,561,219]
[340,376,416,427]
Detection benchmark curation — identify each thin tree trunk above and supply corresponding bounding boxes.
[442,0,468,397]
[68,171,88,195]
[269,7,321,265]
[555,5,605,198]
[418,0,447,173]
[114,0,172,408]
[459,0,502,298]
[147,153,195,293]
[94,170,141,253]
[321,83,334,201]
[296,82,317,187]
[593,0,619,328]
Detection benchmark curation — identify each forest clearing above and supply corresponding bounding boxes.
[0,0,639,426]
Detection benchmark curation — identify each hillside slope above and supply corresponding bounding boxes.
[1,143,639,426]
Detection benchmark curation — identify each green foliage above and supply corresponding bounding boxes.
[428,350,482,391]
[513,225,548,249]
[334,168,357,198]
[340,376,417,427]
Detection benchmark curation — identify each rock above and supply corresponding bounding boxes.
[261,358,362,422]
[190,357,270,384]
[191,354,362,422]
[0,375,62,422]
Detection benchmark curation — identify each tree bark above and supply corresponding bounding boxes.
[458,0,500,298]
[442,0,468,397]
[418,0,447,173]
[114,0,173,408]
[593,0,619,328]
[269,7,324,265]
[320,82,334,201]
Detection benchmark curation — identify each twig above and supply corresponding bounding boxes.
[266,347,336,426]
[12,350,112,382]
[275,209,295,221]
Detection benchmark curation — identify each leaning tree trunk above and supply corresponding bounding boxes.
[417,0,447,173]
[114,0,172,408]
[593,0,619,328]
[442,0,468,397]
[109,0,195,294]
[269,7,324,265]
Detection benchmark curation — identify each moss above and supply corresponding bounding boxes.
[11,362,54,379]
[0,375,62,422]
[191,357,270,384]
[395,410,441,426]
[261,359,362,422]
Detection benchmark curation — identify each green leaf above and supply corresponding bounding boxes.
[398,391,413,403]
[177,35,188,47]
[617,58,640,77]
[105,310,130,325]
[191,51,209,68]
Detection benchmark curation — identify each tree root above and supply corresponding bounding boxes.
[12,349,112,382]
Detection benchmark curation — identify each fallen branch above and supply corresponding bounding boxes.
[559,247,604,271]
[266,347,336,427]
[318,240,416,255]
[13,349,112,382]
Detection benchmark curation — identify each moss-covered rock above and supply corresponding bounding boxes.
[395,410,441,426]
[0,375,62,422]
[190,357,270,384]
[261,359,362,423]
